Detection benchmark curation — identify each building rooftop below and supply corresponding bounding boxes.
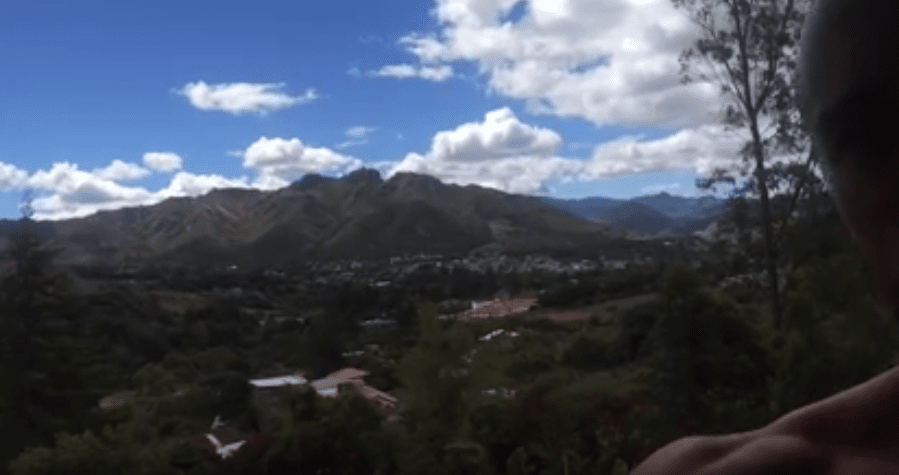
[350,381,397,405]
[249,375,308,388]
[459,298,537,320]
[326,367,370,382]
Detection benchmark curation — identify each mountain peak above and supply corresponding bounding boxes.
[343,168,383,184]
[388,172,443,186]
[291,173,337,190]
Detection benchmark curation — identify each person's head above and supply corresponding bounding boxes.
[799,0,899,310]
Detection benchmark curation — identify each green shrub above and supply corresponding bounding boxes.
[9,426,172,475]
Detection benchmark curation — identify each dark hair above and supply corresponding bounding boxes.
[799,0,899,175]
[815,84,899,170]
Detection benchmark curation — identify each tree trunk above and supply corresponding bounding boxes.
[774,144,818,245]
[749,119,783,330]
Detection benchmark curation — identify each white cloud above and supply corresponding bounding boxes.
[582,120,807,182]
[370,64,454,81]
[23,162,256,220]
[386,0,720,128]
[337,126,378,148]
[250,173,291,191]
[387,107,582,194]
[640,182,682,195]
[143,152,183,172]
[426,107,561,162]
[26,162,158,219]
[583,124,747,178]
[158,172,251,198]
[241,136,362,185]
[392,154,585,196]
[0,162,28,191]
[16,135,364,220]
[93,159,151,181]
[345,126,378,139]
[177,82,318,114]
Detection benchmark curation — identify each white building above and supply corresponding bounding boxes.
[249,374,308,388]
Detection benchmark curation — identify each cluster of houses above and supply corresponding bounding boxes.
[97,366,397,467]
[250,366,397,418]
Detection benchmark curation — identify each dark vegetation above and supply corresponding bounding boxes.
[1,182,897,475]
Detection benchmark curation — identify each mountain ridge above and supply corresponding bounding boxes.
[0,170,729,267]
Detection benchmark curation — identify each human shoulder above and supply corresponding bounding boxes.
[630,427,827,475]
[632,365,899,474]
[629,431,758,475]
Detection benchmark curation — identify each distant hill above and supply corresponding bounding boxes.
[0,169,626,268]
[0,172,739,268]
[599,201,676,234]
[539,196,627,221]
[632,192,727,222]
[541,192,727,234]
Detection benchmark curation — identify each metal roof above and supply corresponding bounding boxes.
[249,375,308,388]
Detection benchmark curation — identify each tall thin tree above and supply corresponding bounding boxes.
[0,188,59,468]
[673,0,810,329]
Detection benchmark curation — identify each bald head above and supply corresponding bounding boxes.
[799,0,899,310]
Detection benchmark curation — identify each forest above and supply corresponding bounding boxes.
[1,179,896,475]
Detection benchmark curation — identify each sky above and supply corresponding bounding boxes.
[0,0,780,221]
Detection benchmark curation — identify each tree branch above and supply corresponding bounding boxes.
[774,143,817,244]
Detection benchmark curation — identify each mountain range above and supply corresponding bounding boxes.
[0,170,728,268]
[540,192,726,234]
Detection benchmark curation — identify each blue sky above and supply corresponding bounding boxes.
[0,0,756,221]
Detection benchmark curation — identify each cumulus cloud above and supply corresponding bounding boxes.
[26,162,157,219]
[383,0,719,128]
[392,154,584,195]
[16,134,364,220]
[582,119,808,182]
[388,107,582,194]
[428,107,561,162]
[21,161,257,220]
[370,64,454,81]
[0,162,28,191]
[158,171,251,198]
[177,82,318,114]
[240,136,362,186]
[93,159,151,181]
[143,152,183,172]
[583,124,748,178]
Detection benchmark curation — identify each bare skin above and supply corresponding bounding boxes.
[632,361,899,474]
[632,0,899,473]
[631,165,899,475]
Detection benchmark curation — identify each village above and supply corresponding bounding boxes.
[94,292,555,464]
